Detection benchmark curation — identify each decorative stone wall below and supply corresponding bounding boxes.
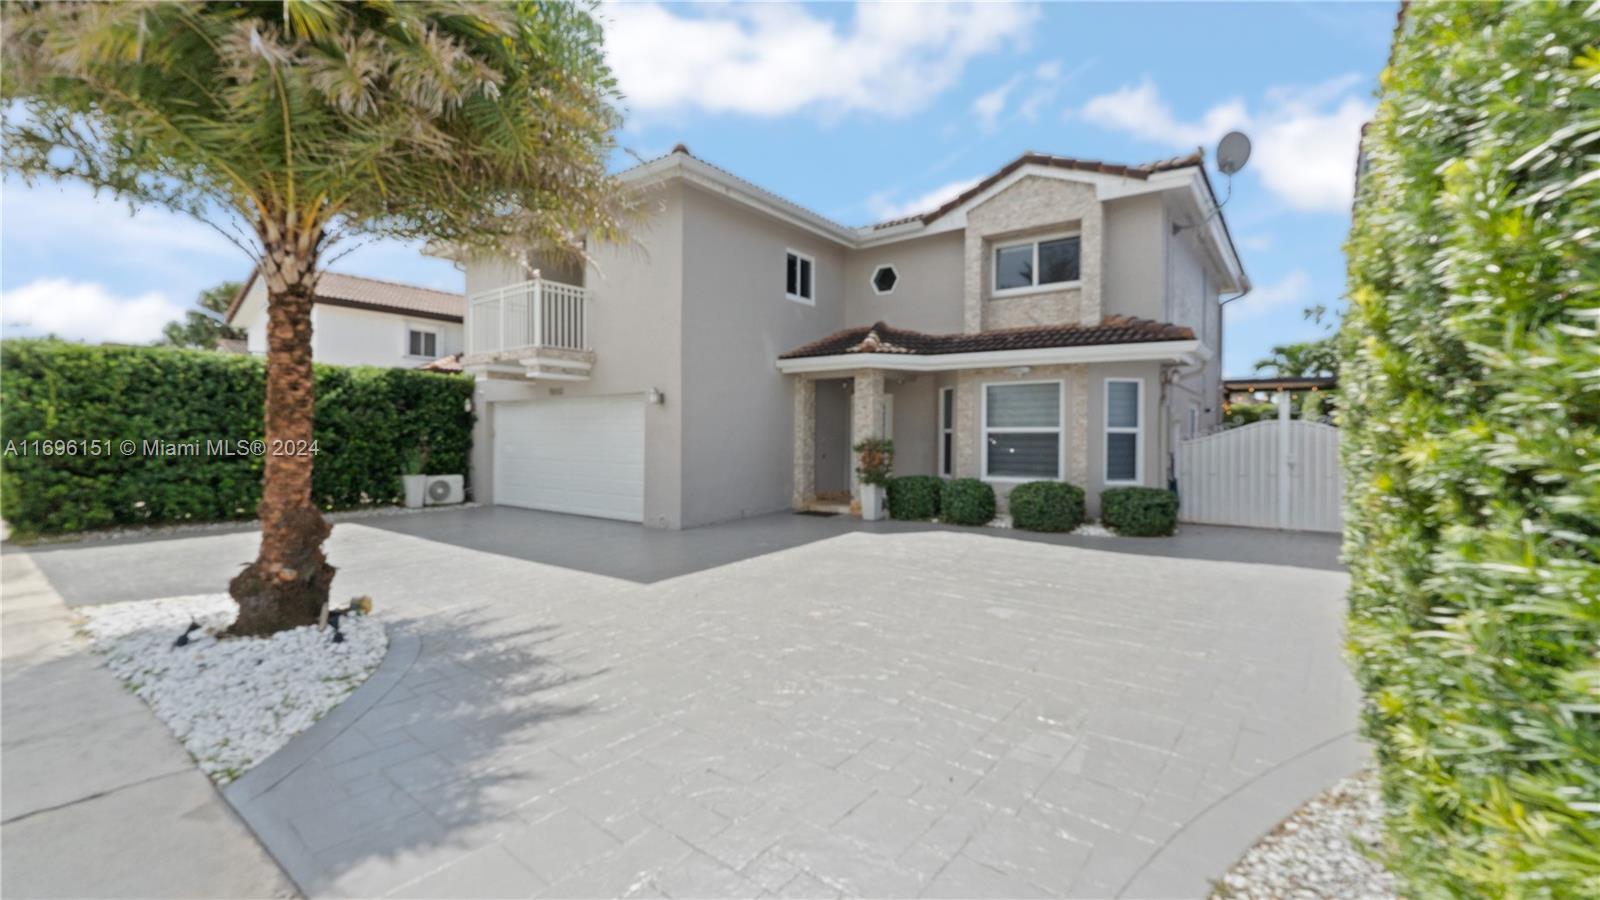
[791,376,815,507]
[963,176,1103,333]
[952,363,1090,508]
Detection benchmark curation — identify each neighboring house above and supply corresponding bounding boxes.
[454,146,1247,528]
[224,270,464,369]
[1223,375,1337,407]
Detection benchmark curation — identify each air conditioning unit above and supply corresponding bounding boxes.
[424,474,465,506]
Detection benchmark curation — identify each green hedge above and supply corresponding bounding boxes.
[940,478,994,526]
[1100,487,1176,536]
[887,475,941,521]
[1342,3,1600,895]
[1008,481,1084,532]
[0,340,474,537]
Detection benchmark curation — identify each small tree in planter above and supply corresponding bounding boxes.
[852,437,894,521]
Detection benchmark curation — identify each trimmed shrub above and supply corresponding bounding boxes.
[1100,487,1176,536]
[887,475,941,521]
[1007,481,1084,532]
[1341,4,1600,895]
[940,478,994,526]
[0,340,474,537]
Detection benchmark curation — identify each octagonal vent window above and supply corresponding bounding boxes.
[871,265,899,295]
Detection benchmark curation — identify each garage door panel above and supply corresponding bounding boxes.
[493,395,645,522]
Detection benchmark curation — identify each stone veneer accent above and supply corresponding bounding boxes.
[791,376,815,507]
[953,364,1090,509]
[849,369,885,501]
[963,176,1103,333]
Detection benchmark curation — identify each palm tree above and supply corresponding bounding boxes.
[4,1,629,635]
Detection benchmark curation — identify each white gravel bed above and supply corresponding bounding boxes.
[78,594,387,784]
[1214,769,1397,899]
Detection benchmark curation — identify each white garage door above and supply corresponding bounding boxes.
[493,394,644,522]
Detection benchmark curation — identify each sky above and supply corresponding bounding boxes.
[0,1,1395,375]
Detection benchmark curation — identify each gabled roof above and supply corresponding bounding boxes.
[870,149,1206,230]
[225,270,464,324]
[779,316,1196,360]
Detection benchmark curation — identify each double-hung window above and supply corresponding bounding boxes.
[993,234,1080,295]
[1105,379,1142,483]
[785,250,815,304]
[938,387,954,477]
[983,382,1061,480]
[407,327,438,359]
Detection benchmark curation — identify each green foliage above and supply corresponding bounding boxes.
[1252,336,1339,378]
[940,478,995,526]
[852,437,894,488]
[1,2,630,264]
[1223,401,1278,428]
[163,281,243,349]
[886,475,941,521]
[1007,481,1085,532]
[1100,487,1177,536]
[1341,3,1600,895]
[0,340,473,537]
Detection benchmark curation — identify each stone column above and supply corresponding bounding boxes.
[791,377,815,508]
[1069,365,1090,485]
[849,369,885,499]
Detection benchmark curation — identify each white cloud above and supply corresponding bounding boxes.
[1,278,188,344]
[1226,269,1311,322]
[972,76,1022,132]
[1239,234,1274,252]
[1079,75,1373,212]
[602,2,1038,119]
[866,176,981,223]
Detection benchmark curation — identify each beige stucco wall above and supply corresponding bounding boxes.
[678,183,846,527]
[465,184,687,528]
[963,176,1103,333]
[843,231,965,334]
[1102,193,1168,323]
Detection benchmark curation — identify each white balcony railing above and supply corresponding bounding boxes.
[467,275,589,355]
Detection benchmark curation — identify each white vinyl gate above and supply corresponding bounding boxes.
[1175,413,1343,533]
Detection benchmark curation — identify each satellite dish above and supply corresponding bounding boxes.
[1216,131,1251,175]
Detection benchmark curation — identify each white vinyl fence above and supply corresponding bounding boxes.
[1175,410,1343,533]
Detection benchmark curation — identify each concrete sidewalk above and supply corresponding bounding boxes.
[0,554,295,899]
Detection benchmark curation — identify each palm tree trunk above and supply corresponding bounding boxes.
[228,245,335,636]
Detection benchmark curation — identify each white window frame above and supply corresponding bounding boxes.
[405,324,440,360]
[980,379,1065,482]
[938,386,954,477]
[991,231,1082,298]
[1103,378,1144,485]
[785,249,816,305]
[870,263,899,296]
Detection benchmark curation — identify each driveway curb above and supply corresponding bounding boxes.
[1116,730,1370,898]
[222,624,423,897]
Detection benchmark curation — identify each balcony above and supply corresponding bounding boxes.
[465,275,593,381]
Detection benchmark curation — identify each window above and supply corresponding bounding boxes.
[871,265,898,295]
[938,387,954,477]
[785,250,815,304]
[1105,379,1142,483]
[983,381,1061,480]
[407,328,438,358]
[993,234,1080,294]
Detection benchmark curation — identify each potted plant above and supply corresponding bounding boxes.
[853,437,894,521]
[400,445,428,509]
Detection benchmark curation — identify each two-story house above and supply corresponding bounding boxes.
[456,146,1246,529]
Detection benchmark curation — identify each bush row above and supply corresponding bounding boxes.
[884,475,1174,536]
[0,340,475,537]
[1340,3,1599,894]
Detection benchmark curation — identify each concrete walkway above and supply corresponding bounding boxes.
[12,512,1360,898]
[0,554,296,899]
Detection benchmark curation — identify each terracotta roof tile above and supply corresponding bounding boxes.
[779,317,1196,359]
[225,270,464,323]
[415,353,464,373]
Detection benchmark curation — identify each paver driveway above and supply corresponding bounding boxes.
[21,510,1360,898]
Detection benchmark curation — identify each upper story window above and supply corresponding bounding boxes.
[786,250,815,305]
[407,327,438,359]
[993,234,1080,296]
